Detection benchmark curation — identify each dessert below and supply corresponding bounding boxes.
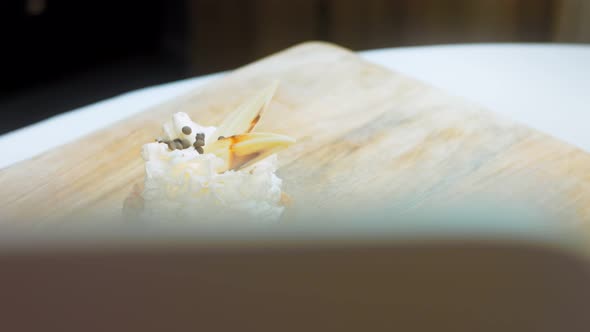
[124,82,295,223]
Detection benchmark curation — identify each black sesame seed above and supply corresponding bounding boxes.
[182,126,192,135]
[196,146,204,154]
[218,136,225,140]
[194,139,205,147]
[167,142,175,150]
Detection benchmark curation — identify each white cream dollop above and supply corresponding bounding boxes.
[161,112,216,145]
[139,113,285,223]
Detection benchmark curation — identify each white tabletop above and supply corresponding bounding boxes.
[1,43,589,169]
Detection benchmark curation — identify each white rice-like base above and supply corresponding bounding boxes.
[139,113,285,223]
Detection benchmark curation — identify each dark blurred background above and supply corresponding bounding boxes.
[1,0,589,135]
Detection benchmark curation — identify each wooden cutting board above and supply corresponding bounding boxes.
[1,42,589,233]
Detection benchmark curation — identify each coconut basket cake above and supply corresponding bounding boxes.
[124,82,295,223]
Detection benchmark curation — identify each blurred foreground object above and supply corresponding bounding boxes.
[0,238,588,332]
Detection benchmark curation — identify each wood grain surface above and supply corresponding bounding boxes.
[0,42,589,233]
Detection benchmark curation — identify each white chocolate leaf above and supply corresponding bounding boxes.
[208,81,279,144]
[204,132,295,171]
